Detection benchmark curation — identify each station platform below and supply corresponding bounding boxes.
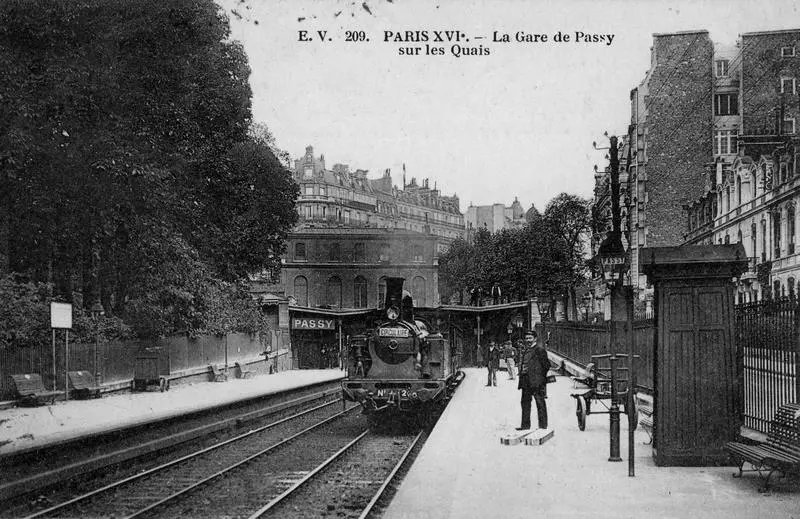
[0,369,344,457]
[384,368,799,519]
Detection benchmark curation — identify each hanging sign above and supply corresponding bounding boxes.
[50,302,73,329]
[292,318,335,330]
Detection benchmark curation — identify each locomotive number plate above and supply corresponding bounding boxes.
[379,327,409,337]
[376,388,410,398]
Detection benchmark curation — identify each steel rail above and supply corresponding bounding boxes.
[358,430,424,519]
[248,429,371,518]
[2,386,341,503]
[23,400,351,519]
[121,408,360,519]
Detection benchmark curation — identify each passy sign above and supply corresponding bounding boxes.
[292,318,335,330]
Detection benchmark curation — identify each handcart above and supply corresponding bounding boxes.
[570,353,639,431]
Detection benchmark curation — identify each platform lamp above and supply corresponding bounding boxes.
[90,301,105,386]
[512,313,524,342]
[534,295,552,346]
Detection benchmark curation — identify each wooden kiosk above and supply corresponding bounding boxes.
[640,244,748,466]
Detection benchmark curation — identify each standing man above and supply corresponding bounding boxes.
[503,340,516,380]
[517,330,550,430]
[485,340,500,387]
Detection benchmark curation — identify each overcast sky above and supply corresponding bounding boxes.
[217,0,799,213]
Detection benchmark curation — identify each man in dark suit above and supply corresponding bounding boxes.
[484,340,501,386]
[517,330,550,430]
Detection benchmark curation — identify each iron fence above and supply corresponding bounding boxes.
[544,320,655,392]
[736,295,800,433]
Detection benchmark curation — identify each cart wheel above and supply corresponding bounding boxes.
[159,378,166,392]
[576,395,587,431]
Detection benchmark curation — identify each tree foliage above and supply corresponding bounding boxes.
[438,194,591,315]
[0,0,298,338]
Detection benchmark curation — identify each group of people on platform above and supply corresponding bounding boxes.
[482,330,550,431]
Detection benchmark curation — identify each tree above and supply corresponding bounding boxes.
[0,0,297,337]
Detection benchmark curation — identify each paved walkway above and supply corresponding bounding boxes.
[385,368,800,519]
[0,369,344,456]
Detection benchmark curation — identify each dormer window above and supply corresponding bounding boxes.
[782,46,796,58]
[303,166,313,179]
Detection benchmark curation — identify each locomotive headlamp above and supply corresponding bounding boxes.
[386,306,400,321]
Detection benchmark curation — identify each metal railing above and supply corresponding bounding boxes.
[736,295,800,433]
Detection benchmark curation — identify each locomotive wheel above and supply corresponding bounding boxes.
[576,395,587,431]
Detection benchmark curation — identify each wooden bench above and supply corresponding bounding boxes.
[10,374,60,406]
[68,371,102,399]
[725,402,800,492]
[235,362,254,379]
[209,365,228,382]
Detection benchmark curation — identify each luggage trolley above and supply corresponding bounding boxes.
[570,353,639,431]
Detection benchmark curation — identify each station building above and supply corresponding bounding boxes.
[252,146,465,368]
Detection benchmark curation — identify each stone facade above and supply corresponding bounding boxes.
[256,145,461,310]
[292,146,464,256]
[683,29,800,301]
[279,228,439,309]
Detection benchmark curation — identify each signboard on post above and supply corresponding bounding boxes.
[50,302,73,329]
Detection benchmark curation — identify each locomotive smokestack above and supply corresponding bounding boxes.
[385,277,405,311]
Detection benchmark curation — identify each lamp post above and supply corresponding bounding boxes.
[90,301,104,385]
[535,296,552,345]
[595,132,636,475]
[512,313,524,340]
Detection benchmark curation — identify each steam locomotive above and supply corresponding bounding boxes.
[341,277,463,418]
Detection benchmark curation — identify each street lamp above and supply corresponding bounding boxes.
[595,132,636,476]
[512,313,524,338]
[90,301,105,386]
[535,296,552,346]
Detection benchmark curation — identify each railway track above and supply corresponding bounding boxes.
[254,428,425,519]
[15,408,434,519]
[1,386,348,517]
[20,406,365,519]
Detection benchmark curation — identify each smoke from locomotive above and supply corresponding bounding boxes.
[342,277,463,416]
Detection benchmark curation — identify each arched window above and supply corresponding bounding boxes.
[737,174,742,206]
[751,223,757,259]
[294,276,308,307]
[788,204,796,255]
[737,229,742,244]
[774,280,782,299]
[353,276,368,308]
[773,210,782,259]
[378,277,388,308]
[327,276,342,308]
[412,276,426,307]
[761,219,767,261]
[788,277,796,297]
[724,233,730,244]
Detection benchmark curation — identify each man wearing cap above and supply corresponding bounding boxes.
[484,340,500,387]
[517,330,550,430]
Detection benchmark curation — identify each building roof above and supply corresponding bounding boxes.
[741,28,800,37]
[291,227,437,238]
